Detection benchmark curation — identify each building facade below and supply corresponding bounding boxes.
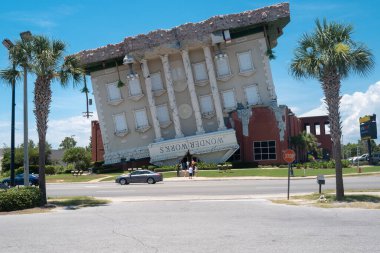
[299,115,332,159]
[77,3,293,166]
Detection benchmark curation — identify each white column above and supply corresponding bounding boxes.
[141,59,163,142]
[160,54,184,138]
[203,46,226,130]
[181,50,205,134]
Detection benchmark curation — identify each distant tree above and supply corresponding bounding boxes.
[59,136,77,150]
[62,147,91,170]
[1,140,52,173]
[86,136,92,152]
[290,131,318,162]
[290,19,374,200]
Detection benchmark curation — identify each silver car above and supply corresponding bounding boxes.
[115,170,163,185]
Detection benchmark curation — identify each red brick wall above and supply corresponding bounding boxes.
[231,107,292,165]
[91,121,104,162]
[300,116,333,155]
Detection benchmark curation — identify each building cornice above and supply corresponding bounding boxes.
[73,3,290,70]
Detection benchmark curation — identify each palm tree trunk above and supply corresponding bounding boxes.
[38,137,47,205]
[34,76,52,206]
[322,70,344,200]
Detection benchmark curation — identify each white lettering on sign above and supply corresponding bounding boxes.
[159,137,224,154]
[148,129,239,163]
[284,153,295,159]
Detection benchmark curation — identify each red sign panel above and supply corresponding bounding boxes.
[283,149,296,163]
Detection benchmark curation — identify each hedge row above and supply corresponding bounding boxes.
[293,160,351,169]
[0,187,41,212]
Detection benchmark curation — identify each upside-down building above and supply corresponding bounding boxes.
[75,3,317,166]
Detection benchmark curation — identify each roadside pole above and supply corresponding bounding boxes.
[283,149,296,200]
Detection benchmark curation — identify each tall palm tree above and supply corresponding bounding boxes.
[28,35,83,205]
[0,43,22,187]
[290,19,374,200]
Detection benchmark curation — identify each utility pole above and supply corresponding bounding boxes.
[20,31,32,186]
[2,38,16,187]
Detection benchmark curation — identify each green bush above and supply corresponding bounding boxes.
[231,161,259,169]
[93,163,123,174]
[154,166,176,172]
[0,187,41,212]
[45,165,56,175]
[341,160,351,168]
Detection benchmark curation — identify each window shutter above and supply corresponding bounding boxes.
[171,66,185,81]
[222,90,236,109]
[245,85,260,105]
[215,57,230,77]
[200,95,213,113]
[129,78,142,96]
[193,62,208,82]
[135,109,149,128]
[156,105,170,124]
[114,113,128,132]
[238,51,254,73]
[107,83,122,101]
[151,72,163,91]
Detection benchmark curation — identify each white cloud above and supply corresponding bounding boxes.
[0,112,98,149]
[301,81,380,144]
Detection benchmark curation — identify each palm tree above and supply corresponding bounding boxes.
[0,42,22,187]
[290,19,374,200]
[291,131,318,162]
[28,35,83,205]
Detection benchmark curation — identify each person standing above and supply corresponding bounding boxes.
[192,160,198,177]
[188,165,193,179]
[181,159,187,177]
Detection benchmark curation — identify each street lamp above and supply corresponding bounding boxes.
[287,110,294,200]
[20,31,32,186]
[2,38,16,187]
[288,111,294,176]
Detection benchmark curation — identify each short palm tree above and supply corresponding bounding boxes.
[290,19,374,200]
[28,35,83,205]
[291,131,318,162]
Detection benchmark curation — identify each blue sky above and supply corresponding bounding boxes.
[0,0,379,148]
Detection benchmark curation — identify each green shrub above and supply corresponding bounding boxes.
[45,165,56,175]
[93,161,104,168]
[154,166,176,172]
[231,161,258,169]
[93,163,123,174]
[341,160,351,168]
[0,187,41,212]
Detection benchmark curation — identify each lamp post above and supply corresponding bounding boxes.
[2,38,16,187]
[287,110,294,200]
[20,31,32,186]
[288,111,294,176]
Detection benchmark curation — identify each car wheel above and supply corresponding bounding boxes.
[147,178,155,184]
[119,178,128,185]
[3,181,9,187]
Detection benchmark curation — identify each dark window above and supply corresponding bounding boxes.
[253,140,276,161]
[227,148,241,162]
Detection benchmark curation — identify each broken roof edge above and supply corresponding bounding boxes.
[73,2,289,68]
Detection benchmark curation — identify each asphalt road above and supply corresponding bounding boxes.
[2,195,380,252]
[46,175,380,200]
[1,175,380,253]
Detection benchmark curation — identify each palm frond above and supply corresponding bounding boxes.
[0,68,21,85]
[290,18,375,81]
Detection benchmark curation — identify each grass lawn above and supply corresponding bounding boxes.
[41,166,380,183]
[46,173,121,183]
[162,166,380,178]
[272,191,380,209]
[48,196,110,209]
